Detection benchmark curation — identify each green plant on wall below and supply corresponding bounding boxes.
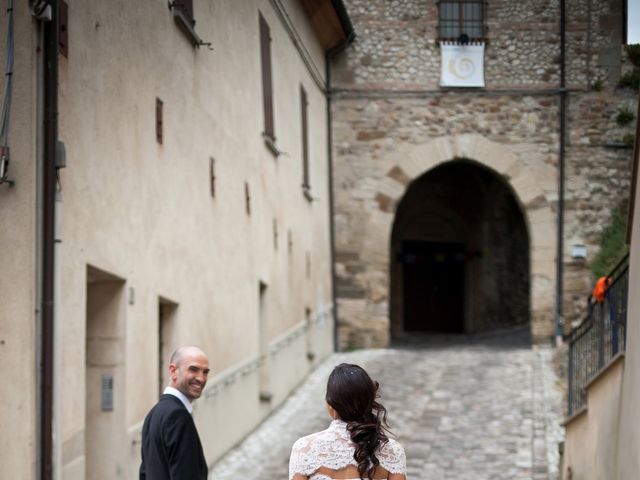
[626,44,640,67]
[590,201,629,278]
[619,44,640,89]
[622,133,635,147]
[616,108,635,126]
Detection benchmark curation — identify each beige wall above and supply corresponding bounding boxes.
[562,358,624,479]
[615,126,640,479]
[0,0,337,478]
[0,6,39,480]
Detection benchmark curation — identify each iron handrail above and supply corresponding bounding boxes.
[566,254,629,416]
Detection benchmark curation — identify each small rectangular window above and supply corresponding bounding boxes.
[209,157,216,197]
[259,12,275,144]
[438,0,486,42]
[156,98,163,145]
[300,85,310,196]
[245,182,251,215]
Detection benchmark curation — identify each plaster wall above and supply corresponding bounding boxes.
[0,7,39,480]
[562,358,624,479]
[615,140,640,479]
[0,0,336,477]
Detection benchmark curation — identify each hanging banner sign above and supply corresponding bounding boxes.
[440,42,485,87]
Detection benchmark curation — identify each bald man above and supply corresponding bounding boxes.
[140,346,210,480]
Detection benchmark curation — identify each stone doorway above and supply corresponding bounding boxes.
[390,160,530,337]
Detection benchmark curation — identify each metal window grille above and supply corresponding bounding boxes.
[438,0,486,41]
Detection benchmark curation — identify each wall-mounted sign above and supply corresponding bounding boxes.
[571,244,588,259]
[440,42,485,87]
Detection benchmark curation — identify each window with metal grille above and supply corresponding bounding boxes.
[438,0,486,42]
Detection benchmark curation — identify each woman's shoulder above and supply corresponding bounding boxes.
[292,426,335,451]
[381,437,405,452]
[377,437,406,473]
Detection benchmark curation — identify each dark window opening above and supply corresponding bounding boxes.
[273,219,278,250]
[156,98,163,145]
[438,0,486,42]
[245,182,251,215]
[214,157,216,197]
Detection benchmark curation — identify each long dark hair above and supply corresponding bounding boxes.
[325,363,390,480]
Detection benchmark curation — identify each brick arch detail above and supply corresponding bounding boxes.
[364,134,557,339]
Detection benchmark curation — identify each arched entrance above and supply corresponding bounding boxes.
[390,160,530,335]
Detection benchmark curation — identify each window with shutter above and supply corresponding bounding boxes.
[438,0,486,42]
[300,85,311,198]
[171,0,211,48]
[259,12,276,149]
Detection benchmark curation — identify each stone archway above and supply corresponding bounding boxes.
[348,134,556,345]
[390,160,530,336]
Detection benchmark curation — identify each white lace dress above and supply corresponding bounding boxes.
[289,419,407,480]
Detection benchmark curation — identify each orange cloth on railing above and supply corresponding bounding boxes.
[592,276,611,303]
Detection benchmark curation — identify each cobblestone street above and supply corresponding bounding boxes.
[210,329,564,480]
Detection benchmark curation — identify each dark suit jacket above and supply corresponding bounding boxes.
[139,394,208,480]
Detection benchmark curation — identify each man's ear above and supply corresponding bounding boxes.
[168,363,178,381]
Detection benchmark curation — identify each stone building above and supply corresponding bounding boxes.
[0,1,351,478]
[330,0,638,347]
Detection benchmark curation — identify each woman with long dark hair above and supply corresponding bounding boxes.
[289,363,406,480]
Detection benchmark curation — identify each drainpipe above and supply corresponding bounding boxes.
[41,1,58,479]
[326,48,340,352]
[555,0,566,346]
[326,3,355,352]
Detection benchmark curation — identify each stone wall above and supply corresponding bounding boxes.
[332,0,637,347]
[333,0,627,89]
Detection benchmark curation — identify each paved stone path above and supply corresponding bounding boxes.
[210,330,564,480]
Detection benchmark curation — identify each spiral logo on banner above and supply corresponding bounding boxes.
[448,56,476,79]
[440,42,485,87]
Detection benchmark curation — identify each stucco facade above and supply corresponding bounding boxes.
[0,1,348,478]
[331,0,637,347]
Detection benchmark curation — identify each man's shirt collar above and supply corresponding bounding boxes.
[164,386,193,413]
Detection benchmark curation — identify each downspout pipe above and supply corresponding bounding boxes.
[326,2,355,352]
[555,0,567,346]
[41,1,58,479]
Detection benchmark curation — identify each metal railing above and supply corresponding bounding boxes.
[566,254,629,417]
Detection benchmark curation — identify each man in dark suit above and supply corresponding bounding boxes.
[140,345,210,480]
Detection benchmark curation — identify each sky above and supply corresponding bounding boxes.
[630,0,640,44]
